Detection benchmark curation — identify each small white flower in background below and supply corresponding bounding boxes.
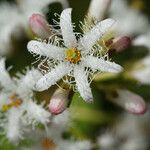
[131,56,150,84]
[22,110,93,150]
[0,2,22,55]
[133,31,150,50]
[17,0,69,18]
[98,108,150,150]
[0,58,50,143]
[27,8,123,102]
[109,89,147,115]
[109,0,149,36]
[88,0,149,36]
[88,0,112,21]
[0,0,69,55]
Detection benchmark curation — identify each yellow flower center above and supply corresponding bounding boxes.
[65,48,81,64]
[2,93,22,112]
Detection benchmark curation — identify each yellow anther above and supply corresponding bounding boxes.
[2,104,13,112]
[65,48,81,64]
[1,94,22,112]
[41,138,55,150]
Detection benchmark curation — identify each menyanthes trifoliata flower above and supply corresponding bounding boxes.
[27,8,123,102]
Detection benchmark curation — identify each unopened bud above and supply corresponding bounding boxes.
[110,90,147,115]
[110,36,131,52]
[48,89,70,115]
[29,14,51,39]
[88,0,111,20]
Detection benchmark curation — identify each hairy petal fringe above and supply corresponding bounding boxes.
[74,65,93,102]
[35,63,70,91]
[83,56,123,73]
[60,8,77,48]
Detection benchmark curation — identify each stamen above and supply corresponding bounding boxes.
[2,94,22,112]
[65,48,81,64]
[41,138,55,150]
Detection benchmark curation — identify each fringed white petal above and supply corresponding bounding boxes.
[24,101,50,125]
[83,56,123,73]
[0,58,16,90]
[60,8,77,48]
[53,110,69,130]
[27,40,66,60]
[16,69,42,99]
[6,108,23,143]
[79,18,115,52]
[74,65,93,102]
[35,63,70,91]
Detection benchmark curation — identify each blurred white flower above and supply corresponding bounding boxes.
[23,110,92,150]
[131,56,150,84]
[109,0,149,36]
[133,31,150,50]
[17,0,69,18]
[88,0,112,20]
[0,0,69,55]
[0,57,50,143]
[0,2,22,55]
[27,8,123,102]
[98,107,150,150]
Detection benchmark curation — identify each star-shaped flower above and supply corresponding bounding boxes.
[27,8,123,102]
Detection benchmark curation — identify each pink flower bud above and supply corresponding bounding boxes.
[110,90,147,115]
[110,36,131,52]
[48,89,70,115]
[29,14,51,39]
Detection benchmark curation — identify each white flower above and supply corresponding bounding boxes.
[133,31,150,50]
[0,2,22,55]
[22,101,50,126]
[22,110,92,150]
[97,108,150,150]
[88,0,111,20]
[0,0,69,55]
[27,8,123,102]
[0,57,50,142]
[18,0,69,18]
[131,56,150,84]
[109,0,149,36]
